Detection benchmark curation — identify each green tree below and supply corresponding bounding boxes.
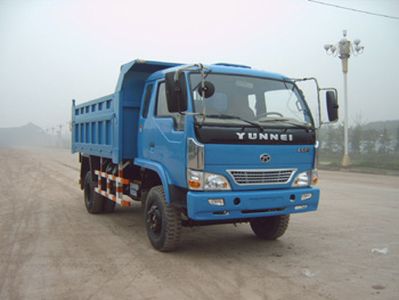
[379,127,391,153]
[350,124,362,154]
[319,126,335,152]
[333,123,344,153]
[395,126,399,152]
[363,128,378,154]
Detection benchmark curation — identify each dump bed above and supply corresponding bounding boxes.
[71,60,180,163]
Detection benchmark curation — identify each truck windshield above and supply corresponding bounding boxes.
[190,73,313,128]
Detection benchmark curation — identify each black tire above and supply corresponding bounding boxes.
[84,172,105,214]
[144,186,182,252]
[103,199,116,213]
[140,190,148,209]
[250,215,290,240]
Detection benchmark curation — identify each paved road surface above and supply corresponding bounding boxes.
[0,148,398,300]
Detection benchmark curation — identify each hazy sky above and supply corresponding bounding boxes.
[1,0,398,130]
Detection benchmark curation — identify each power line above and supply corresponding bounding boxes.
[308,0,399,20]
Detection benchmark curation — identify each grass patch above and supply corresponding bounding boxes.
[319,151,399,172]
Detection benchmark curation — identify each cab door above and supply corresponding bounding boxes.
[138,80,186,187]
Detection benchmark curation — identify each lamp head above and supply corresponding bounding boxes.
[355,45,365,53]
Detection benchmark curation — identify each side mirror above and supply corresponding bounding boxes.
[326,90,339,122]
[165,71,188,113]
[197,81,215,98]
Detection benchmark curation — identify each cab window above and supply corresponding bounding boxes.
[155,82,184,130]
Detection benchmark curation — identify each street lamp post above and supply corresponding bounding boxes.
[324,30,364,167]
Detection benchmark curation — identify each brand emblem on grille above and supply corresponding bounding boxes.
[260,153,271,163]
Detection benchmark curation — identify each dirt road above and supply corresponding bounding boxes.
[0,148,398,300]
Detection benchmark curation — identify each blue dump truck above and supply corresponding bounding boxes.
[72,59,338,251]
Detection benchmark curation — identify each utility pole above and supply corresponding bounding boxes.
[324,30,364,167]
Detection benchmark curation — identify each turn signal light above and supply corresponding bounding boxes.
[188,179,201,189]
[312,170,319,185]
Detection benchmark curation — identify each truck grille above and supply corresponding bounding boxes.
[227,169,296,185]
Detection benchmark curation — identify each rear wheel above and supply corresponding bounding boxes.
[144,186,182,252]
[250,215,290,240]
[84,172,105,214]
[103,199,116,213]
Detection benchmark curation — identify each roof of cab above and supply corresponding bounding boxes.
[146,62,289,82]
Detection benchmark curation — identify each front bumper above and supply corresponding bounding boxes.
[187,187,319,221]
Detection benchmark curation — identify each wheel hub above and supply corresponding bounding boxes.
[147,204,162,234]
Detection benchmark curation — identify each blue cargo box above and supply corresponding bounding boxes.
[71,59,180,163]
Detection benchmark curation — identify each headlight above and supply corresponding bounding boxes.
[187,169,231,191]
[292,170,318,187]
[204,174,230,190]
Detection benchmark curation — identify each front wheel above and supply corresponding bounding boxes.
[250,215,290,240]
[144,186,182,252]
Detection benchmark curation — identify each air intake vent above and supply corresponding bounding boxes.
[228,169,296,185]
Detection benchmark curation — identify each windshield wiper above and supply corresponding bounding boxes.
[258,117,312,130]
[202,114,264,131]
